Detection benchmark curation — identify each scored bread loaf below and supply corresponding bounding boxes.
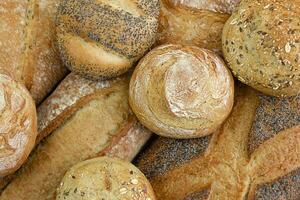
[0,73,152,200]
[135,84,300,199]
[0,0,68,104]
[157,0,239,52]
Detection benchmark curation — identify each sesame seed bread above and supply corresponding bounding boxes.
[56,0,160,80]
[56,157,156,200]
[0,73,152,200]
[223,0,300,97]
[0,0,68,104]
[135,84,300,199]
[129,44,234,139]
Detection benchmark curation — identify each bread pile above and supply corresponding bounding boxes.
[0,0,299,199]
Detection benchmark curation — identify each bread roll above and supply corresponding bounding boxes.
[0,0,68,104]
[0,73,152,200]
[222,0,300,97]
[0,73,37,177]
[169,0,241,14]
[56,0,160,80]
[56,157,156,200]
[135,84,300,199]
[129,44,234,139]
[157,0,231,53]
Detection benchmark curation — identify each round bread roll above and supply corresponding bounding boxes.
[129,44,234,139]
[56,157,156,200]
[222,0,300,97]
[0,73,37,177]
[56,0,160,80]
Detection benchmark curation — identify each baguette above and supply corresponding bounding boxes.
[135,84,300,199]
[0,73,152,200]
[0,0,68,104]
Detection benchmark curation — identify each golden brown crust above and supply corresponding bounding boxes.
[222,0,300,97]
[157,0,230,53]
[135,85,300,199]
[0,74,37,177]
[0,0,68,104]
[56,157,156,200]
[0,74,152,200]
[56,0,160,80]
[167,0,241,14]
[130,44,234,139]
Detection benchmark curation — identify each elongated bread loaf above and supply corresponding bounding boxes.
[136,84,300,199]
[0,73,152,200]
[0,0,68,104]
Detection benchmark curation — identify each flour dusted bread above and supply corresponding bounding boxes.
[56,157,156,200]
[56,0,160,80]
[223,0,300,97]
[0,73,37,177]
[0,73,152,200]
[130,44,234,139]
[157,0,240,52]
[0,0,68,104]
[135,84,300,199]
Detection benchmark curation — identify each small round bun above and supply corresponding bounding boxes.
[56,157,156,200]
[129,44,234,139]
[56,0,160,80]
[223,0,300,97]
[0,73,37,177]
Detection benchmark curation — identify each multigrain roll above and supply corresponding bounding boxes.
[0,73,152,200]
[129,44,234,139]
[56,157,156,200]
[56,0,160,80]
[0,73,37,177]
[223,0,300,97]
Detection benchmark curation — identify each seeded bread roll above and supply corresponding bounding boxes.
[56,0,160,80]
[0,0,68,104]
[129,44,234,139]
[135,84,300,199]
[56,157,156,200]
[0,73,37,177]
[0,73,152,200]
[222,0,300,97]
[157,0,240,53]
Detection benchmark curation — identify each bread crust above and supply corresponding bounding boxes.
[223,0,300,97]
[0,73,37,177]
[56,157,156,200]
[0,73,152,200]
[0,0,68,104]
[56,0,160,80]
[130,44,234,139]
[135,85,300,199]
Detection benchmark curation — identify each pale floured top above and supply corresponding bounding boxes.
[56,157,156,200]
[0,73,37,177]
[129,44,234,138]
[37,73,121,134]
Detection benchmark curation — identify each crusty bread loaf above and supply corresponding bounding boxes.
[0,73,37,177]
[0,0,68,104]
[0,73,152,200]
[135,84,300,199]
[157,0,230,53]
[223,0,300,97]
[56,157,156,200]
[56,0,160,80]
[130,44,234,139]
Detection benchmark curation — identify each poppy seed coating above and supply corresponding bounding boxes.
[56,0,160,80]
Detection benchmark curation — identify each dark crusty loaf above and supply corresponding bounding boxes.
[135,84,300,199]
[0,0,68,104]
[0,73,152,200]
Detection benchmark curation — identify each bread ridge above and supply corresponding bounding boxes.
[135,84,300,199]
[0,73,152,199]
